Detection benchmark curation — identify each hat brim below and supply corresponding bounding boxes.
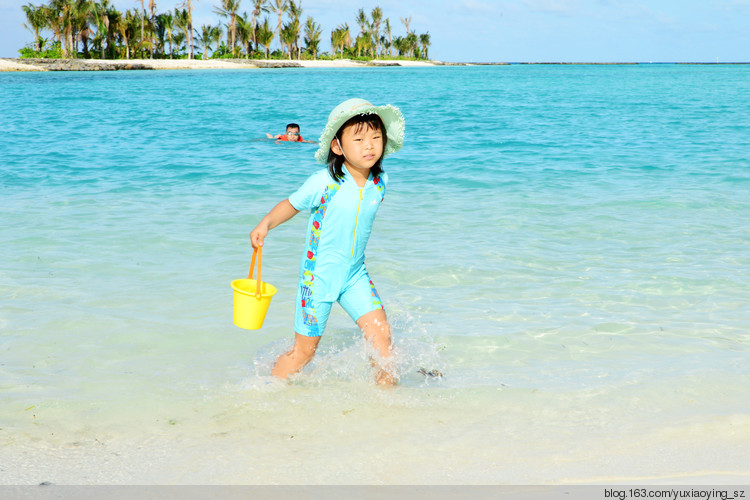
[315,103,405,164]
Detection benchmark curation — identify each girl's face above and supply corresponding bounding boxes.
[331,123,384,173]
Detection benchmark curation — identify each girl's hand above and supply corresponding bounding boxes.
[250,224,268,249]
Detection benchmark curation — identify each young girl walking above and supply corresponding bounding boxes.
[250,98,405,385]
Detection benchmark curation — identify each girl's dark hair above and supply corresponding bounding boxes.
[326,113,387,181]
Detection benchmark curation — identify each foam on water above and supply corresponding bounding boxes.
[1,65,749,484]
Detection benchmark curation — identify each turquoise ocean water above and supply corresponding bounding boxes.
[1,65,749,484]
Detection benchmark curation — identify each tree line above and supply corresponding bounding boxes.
[20,0,432,61]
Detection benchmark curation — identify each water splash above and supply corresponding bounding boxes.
[243,307,447,388]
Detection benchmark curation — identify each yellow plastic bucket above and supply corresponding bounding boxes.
[232,247,276,330]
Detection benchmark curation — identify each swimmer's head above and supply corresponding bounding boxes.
[285,123,300,141]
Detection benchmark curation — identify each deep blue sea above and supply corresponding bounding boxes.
[1,65,749,484]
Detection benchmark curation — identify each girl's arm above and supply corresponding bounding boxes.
[250,199,300,249]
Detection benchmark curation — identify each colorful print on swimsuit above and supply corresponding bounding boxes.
[369,278,384,310]
[373,175,386,202]
[299,183,341,334]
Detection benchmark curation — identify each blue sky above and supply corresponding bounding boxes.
[2,0,749,62]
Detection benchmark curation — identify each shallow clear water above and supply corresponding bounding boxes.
[1,65,749,484]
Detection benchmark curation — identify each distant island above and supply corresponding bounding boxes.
[18,0,432,63]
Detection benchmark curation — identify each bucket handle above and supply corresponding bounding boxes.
[248,246,263,299]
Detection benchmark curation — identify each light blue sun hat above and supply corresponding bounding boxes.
[315,98,405,164]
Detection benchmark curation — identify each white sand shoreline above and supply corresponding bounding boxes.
[0,57,445,72]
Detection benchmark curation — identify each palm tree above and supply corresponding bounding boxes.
[235,12,252,57]
[193,24,207,59]
[90,0,111,58]
[255,17,274,58]
[330,23,350,59]
[355,8,368,41]
[74,0,96,56]
[194,23,219,59]
[31,0,138,59]
[179,0,194,59]
[419,32,430,60]
[90,4,106,57]
[105,6,121,58]
[77,2,97,57]
[370,6,382,58]
[212,24,223,56]
[147,0,157,58]
[136,0,145,49]
[46,0,66,57]
[213,0,241,56]
[156,11,174,58]
[153,12,166,56]
[172,31,185,57]
[103,2,120,58]
[383,18,391,57]
[131,0,155,58]
[52,0,93,58]
[41,3,65,56]
[341,24,351,56]
[406,32,418,58]
[134,23,155,57]
[22,3,47,52]
[117,9,138,58]
[250,0,268,52]
[400,15,411,35]
[330,27,342,58]
[303,16,320,59]
[127,8,142,58]
[287,0,302,59]
[48,0,77,57]
[270,0,288,53]
[392,35,403,57]
[353,9,371,58]
[174,7,193,58]
[280,21,296,59]
[355,33,371,59]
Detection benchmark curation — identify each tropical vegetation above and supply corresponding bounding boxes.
[19,0,433,61]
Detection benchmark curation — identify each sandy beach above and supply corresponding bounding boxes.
[0,57,440,72]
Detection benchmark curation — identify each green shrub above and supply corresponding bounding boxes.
[18,46,37,58]
[42,44,63,59]
[20,41,64,59]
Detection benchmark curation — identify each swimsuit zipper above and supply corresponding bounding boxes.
[351,187,363,259]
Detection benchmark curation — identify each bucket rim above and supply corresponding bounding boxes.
[231,278,277,298]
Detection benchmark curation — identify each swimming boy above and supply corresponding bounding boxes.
[267,123,317,143]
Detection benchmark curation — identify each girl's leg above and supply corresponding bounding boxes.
[357,309,396,386]
[271,332,321,379]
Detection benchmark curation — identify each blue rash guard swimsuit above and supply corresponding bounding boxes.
[288,168,387,337]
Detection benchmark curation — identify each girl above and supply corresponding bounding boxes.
[250,98,405,385]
